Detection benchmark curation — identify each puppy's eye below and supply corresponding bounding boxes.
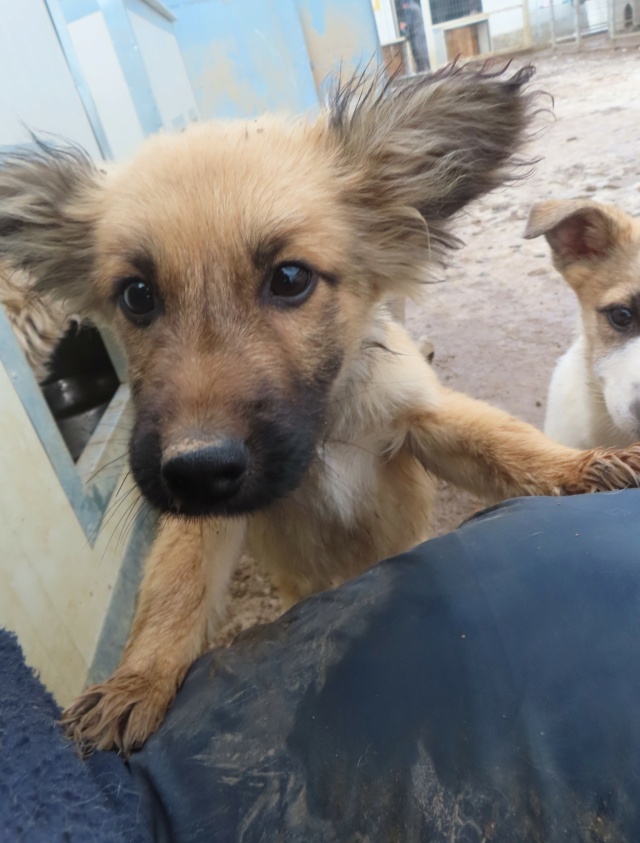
[269,263,316,304]
[606,305,634,332]
[119,277,156,324]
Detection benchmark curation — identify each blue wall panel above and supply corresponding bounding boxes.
[58,0,100,23]
[165,0,319,120]
[58,0,382,123]
[294,0,382,96]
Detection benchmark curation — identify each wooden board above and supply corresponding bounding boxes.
[381,41,407,78]
[445,24,480,60]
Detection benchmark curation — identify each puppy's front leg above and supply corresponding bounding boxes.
[406,389,640,500]
[62,515,246,756]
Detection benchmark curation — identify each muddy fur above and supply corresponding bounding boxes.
[2,66,640,756]
[0,264,75,381]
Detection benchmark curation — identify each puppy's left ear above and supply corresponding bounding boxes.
[326,65,538,295]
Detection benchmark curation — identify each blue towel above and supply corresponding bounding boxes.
[0,630,150,843]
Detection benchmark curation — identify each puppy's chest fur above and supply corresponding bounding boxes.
[246,318,439,602]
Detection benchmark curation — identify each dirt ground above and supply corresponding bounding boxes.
[213,40,640,646]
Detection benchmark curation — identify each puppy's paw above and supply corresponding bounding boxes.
[566,444,640,494]
[61,671,177,757]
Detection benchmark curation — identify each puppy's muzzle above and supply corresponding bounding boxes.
[162,437,249,510]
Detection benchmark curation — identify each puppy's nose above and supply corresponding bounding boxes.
[162,438,249,505]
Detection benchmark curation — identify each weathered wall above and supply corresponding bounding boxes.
[0,0,101,153]
[294,0,381,95]
[166,0,381,120]
[165,0,319,119]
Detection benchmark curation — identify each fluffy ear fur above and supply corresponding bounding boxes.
[0,67,538,313]
[0,138,102,310]
[327,64,539,296]
[524,199,633,266]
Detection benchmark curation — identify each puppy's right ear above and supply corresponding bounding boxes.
[524,199,633,268]
[0,138,103,310]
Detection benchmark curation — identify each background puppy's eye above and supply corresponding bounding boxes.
[269,263,316,303]
[606,305,634,332]
[119,277,156,323]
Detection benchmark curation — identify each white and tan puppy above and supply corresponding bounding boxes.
[526,199,640,449]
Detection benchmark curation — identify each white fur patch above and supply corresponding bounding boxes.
[594,336,640,442]
[545,336,596,448]
[317,441,378,524]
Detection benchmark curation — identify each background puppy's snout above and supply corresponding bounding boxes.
[162,438,249,507]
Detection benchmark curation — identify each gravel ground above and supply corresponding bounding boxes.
[213,39,640,646]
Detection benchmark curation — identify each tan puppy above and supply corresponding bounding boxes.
[526,200,640,448]
[2,68,640,756]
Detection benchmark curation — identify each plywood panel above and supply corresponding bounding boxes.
[445,24,480,59]
[0,362,137,705]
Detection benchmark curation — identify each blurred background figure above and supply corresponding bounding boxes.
[397,0,431,71]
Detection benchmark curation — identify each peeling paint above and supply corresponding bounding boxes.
[295,0,382,93]
[167,0,318,119]
[166,0,380,119]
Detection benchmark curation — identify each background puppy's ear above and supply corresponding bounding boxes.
[326,64,539,296]
[524,199,633,266]
[0,138,102,311]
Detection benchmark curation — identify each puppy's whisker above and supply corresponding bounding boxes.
[92,480,139,550]
[100,491,144,565]
[83,451,129,485]
[114,493,146,558]
[321,438,380,459]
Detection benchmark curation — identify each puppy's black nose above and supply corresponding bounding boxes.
[162,438,249,506]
